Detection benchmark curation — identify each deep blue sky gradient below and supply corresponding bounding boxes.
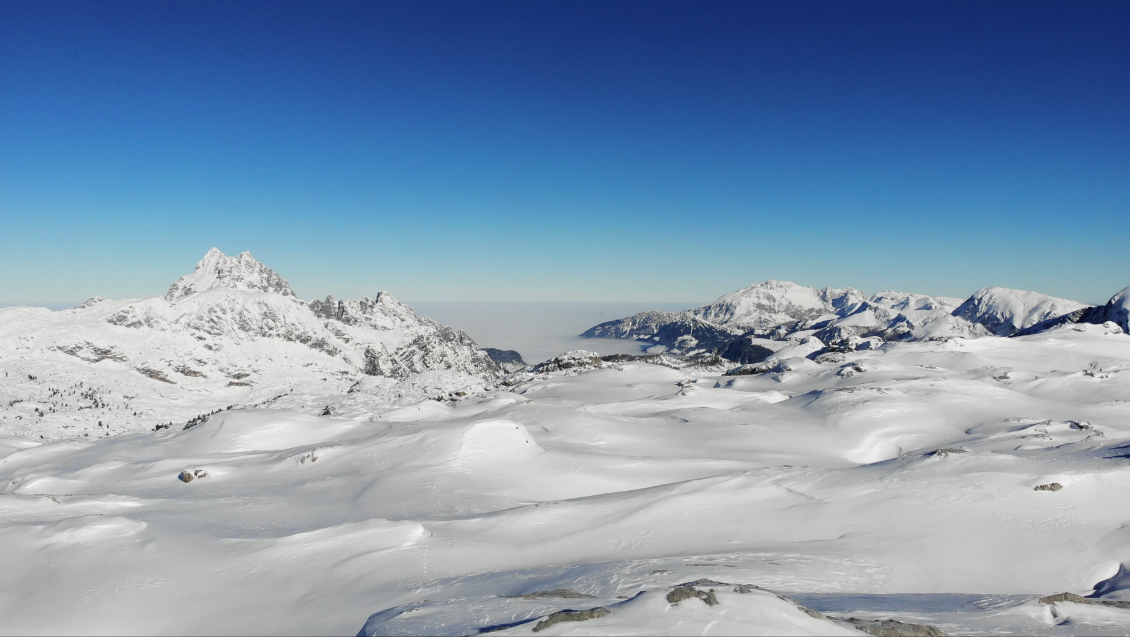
[1,1,1127,304]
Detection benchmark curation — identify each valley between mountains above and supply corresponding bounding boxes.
[2,249,1130,635]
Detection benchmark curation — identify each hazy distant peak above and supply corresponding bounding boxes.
[693,279,865,330]
[165,248,297,302]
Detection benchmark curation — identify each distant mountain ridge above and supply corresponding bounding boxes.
[582,279,1109,360]
[691,280,867,331]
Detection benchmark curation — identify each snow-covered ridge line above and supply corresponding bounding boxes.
[582,279,1118,358]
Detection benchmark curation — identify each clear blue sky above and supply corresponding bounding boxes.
[1,1,1127,305]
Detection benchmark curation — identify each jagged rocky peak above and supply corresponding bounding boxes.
[165,248,297,302]
[308,291,420,329]
[309,295,340,320]
[952,287,1088,336]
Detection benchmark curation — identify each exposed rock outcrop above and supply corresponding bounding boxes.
[531,606,611,632]
[844,617,946,636]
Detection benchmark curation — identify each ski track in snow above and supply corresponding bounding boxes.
[1,322,1130,633]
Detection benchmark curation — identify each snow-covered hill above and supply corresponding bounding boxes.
[583,280,1101,356]
[0,249,499,439]
[952,287,1089,336]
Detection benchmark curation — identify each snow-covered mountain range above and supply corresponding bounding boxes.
[4,258,1130,634]
[0,249,499,439]
[582,280,1118,362]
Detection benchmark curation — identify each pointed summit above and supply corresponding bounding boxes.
[165,248,297,301]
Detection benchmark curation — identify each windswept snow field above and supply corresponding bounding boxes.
[3,250,1130,635]
[2,325,1130,634]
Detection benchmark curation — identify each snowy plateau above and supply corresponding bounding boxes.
[1,251,1130,635]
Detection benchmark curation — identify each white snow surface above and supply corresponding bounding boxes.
[1,322,1130,633]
